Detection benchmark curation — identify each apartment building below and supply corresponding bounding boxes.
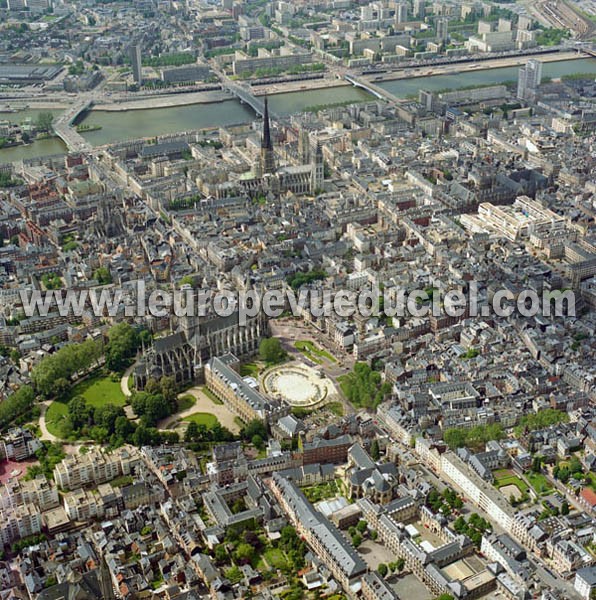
[575,566,596,600]
[1,475,59,511]
[0,503,42,548]
[63,488,107,521]
[0,427,43,461]
[53,447,139,490]
[232,49,313,76]
[440,452,514,531]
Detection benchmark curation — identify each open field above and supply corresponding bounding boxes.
[239,362,261,377]
[391,574,432,600]
[359,539,396,569]
[326,402,344,417]
[200,386,223,405]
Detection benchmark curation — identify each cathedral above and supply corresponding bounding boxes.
[134,308,268,390]
[242,96,325,197]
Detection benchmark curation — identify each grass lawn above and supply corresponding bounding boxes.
[326,402,344,417]
[183,412,219,428]
[493,470,529,494]
[46,373,127,438]
[337,374,349,397]
[177,394,196,412]
[239,362,260,377]
[527,472,553,495]
[111,475,134,487]
[295,340,337,364]
[71,373,126,408]
[45,401,69,438]
[262,547,289,570]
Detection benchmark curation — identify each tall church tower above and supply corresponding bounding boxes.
[260,97,276,175]
[99,556,116,600]
[298,126,311,165]
[310,138,324,193]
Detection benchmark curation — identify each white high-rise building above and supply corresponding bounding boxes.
[413,0,425,19]
[396,2,408,23]
[436,17,449,42]
[130,44,143,86]
[517,59,542,100]
[7,0,27,10]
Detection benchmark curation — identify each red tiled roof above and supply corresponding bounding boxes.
[580,487,596,507]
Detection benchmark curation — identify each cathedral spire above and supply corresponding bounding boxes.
[260,96,275,175]
[261,96,273,151]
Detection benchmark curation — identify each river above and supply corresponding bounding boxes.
[1,57,594,162]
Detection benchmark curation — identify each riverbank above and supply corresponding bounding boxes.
[367,50,585,82]
[93,89,229,111]
[5,101,70,110]
[251,76,349,96]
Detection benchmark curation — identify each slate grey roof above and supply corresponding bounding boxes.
[272,472,367,580]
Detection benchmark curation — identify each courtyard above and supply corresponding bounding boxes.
[159,386,241,434]
[261,361,337,408]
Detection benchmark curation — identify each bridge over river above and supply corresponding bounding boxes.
[53,97,94,152]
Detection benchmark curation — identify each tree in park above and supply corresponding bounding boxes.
[378,563,388,577]
[214,544,228,563]
[31,339,102,397]
[185,421,199,442]
[131,391,172,425]
[0,385,35,430]
[341,362,392,410]
[258,337,286,364]
[532,455,542,473]
[252,434,264,449]
[105,322,140,371]
[68,396,92,430]
[114,415,135,439]
[94,403,125,432]
[241,419,268,443]
[234,543,254,564]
